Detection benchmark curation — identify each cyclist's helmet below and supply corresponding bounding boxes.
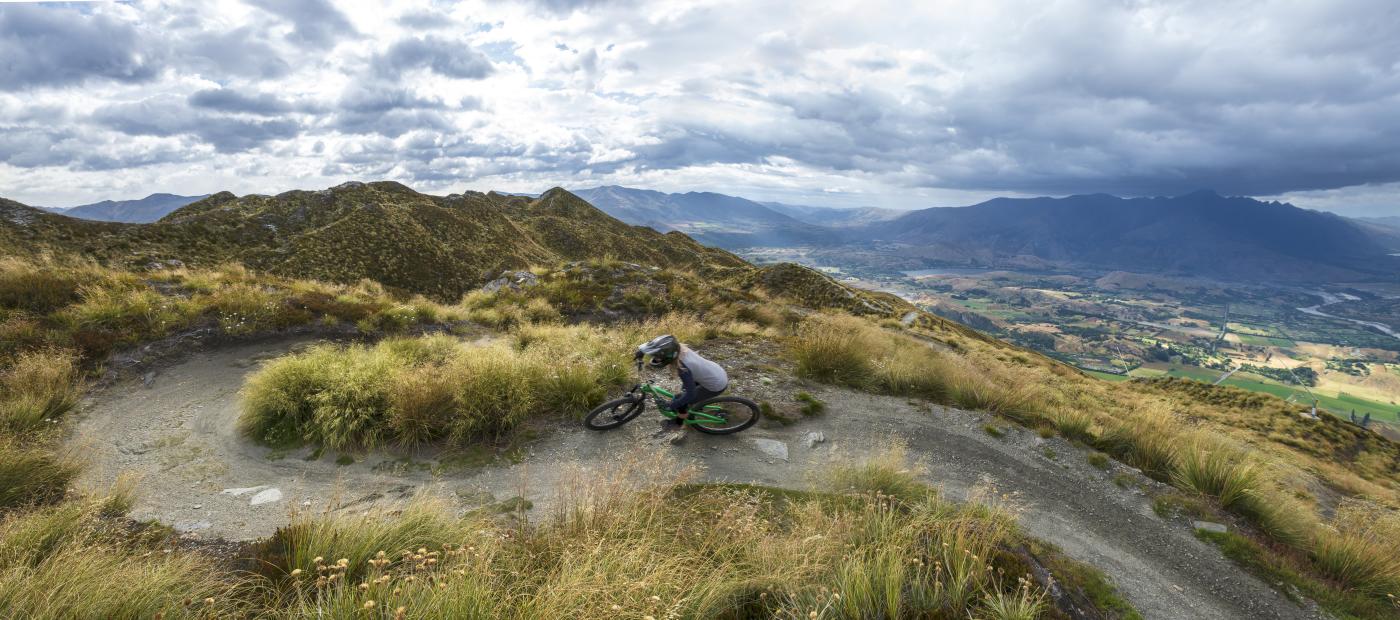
[636,334,680,368]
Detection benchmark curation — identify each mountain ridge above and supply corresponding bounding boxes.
[842,191,1400,282]
[48,192,209,222]
[571,185,837,247]
[1,183,749,301]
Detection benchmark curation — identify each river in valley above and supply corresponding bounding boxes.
[1296,291,1400,340]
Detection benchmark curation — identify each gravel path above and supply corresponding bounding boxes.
[70,338,1321,620]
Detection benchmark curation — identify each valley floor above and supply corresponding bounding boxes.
[69,337,1328,619]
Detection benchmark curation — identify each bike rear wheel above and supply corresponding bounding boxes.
[584,395,645,430]
[689,396,761,434]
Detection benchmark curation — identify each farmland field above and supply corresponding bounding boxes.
[786,261,1400,430]
[1132,365,1400,425]
[1083,369,1132,382]
[1236,333,1297,347]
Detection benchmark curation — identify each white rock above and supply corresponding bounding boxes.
[249,488,283,506]
[803,432,826,449]
[175,520,211,533]
[222,485,269,497]
[749,438,789,461]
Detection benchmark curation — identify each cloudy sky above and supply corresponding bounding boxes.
[1,0,1398,216]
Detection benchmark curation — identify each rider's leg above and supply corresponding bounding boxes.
[669,386,722,426]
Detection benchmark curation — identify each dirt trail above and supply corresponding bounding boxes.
[71,338,1321,620]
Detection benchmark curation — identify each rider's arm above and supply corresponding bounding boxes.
[669,363,697,410]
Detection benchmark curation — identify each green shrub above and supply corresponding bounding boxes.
[1087,452,1110,470]
[795,391,826,416]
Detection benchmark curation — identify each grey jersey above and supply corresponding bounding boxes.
[678,348,728,391]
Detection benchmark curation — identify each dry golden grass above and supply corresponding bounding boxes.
[0,349,81,434]
[1312,501,1400,597]
[239,447,1081,619]
[789,311,1400,609]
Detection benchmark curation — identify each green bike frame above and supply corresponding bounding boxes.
[633,381,729,426]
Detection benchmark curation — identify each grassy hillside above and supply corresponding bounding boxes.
[0,183,746,302]
[2,183,1399,617]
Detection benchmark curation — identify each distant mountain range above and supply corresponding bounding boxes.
[29,184,1398,285]
[570,186,836,247]
[848,191,1399,282]
[47,193,208,222]
[760,202,903,227]
[576,186,1400,283]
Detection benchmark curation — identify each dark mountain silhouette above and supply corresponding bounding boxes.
[51,193,208,222]
[571,186,835,247]
[853,191,1399,282]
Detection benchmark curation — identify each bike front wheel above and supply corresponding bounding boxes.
[689,396,761,435]
[584,395,645,431]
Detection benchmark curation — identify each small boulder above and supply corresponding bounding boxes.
[250,488,283,506]
[1192,520,1228,534]
[749,438,789,461]
[481,270,538,294]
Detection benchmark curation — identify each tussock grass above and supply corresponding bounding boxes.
[240,448,1087,619]
[0,440,78,510]
[1173,437,1259,510]
[241,314,758,451]
[0,491,238,618]
[240,326,636,450]
[793,313,1043,416]
[0,349,80,434]
[1094,406,1183,480]
[823,442,931,502]
[0,258,85,314]
[1311,501,1400,597]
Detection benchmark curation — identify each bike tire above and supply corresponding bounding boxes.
[584,395,645,431]
[690,396,761,435]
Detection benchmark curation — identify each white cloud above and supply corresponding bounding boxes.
[0,0,1396,216]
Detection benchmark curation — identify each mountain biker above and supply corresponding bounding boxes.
[635,334,729,428]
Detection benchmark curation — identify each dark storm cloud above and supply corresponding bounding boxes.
[374,36,494,79]
[606,0,1400,199]
[189,89,296,116]
[0,5,161,89]
[243,0,357,49]
[94,98,301,153]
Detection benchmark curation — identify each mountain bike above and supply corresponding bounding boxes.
[583,378,761,434]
